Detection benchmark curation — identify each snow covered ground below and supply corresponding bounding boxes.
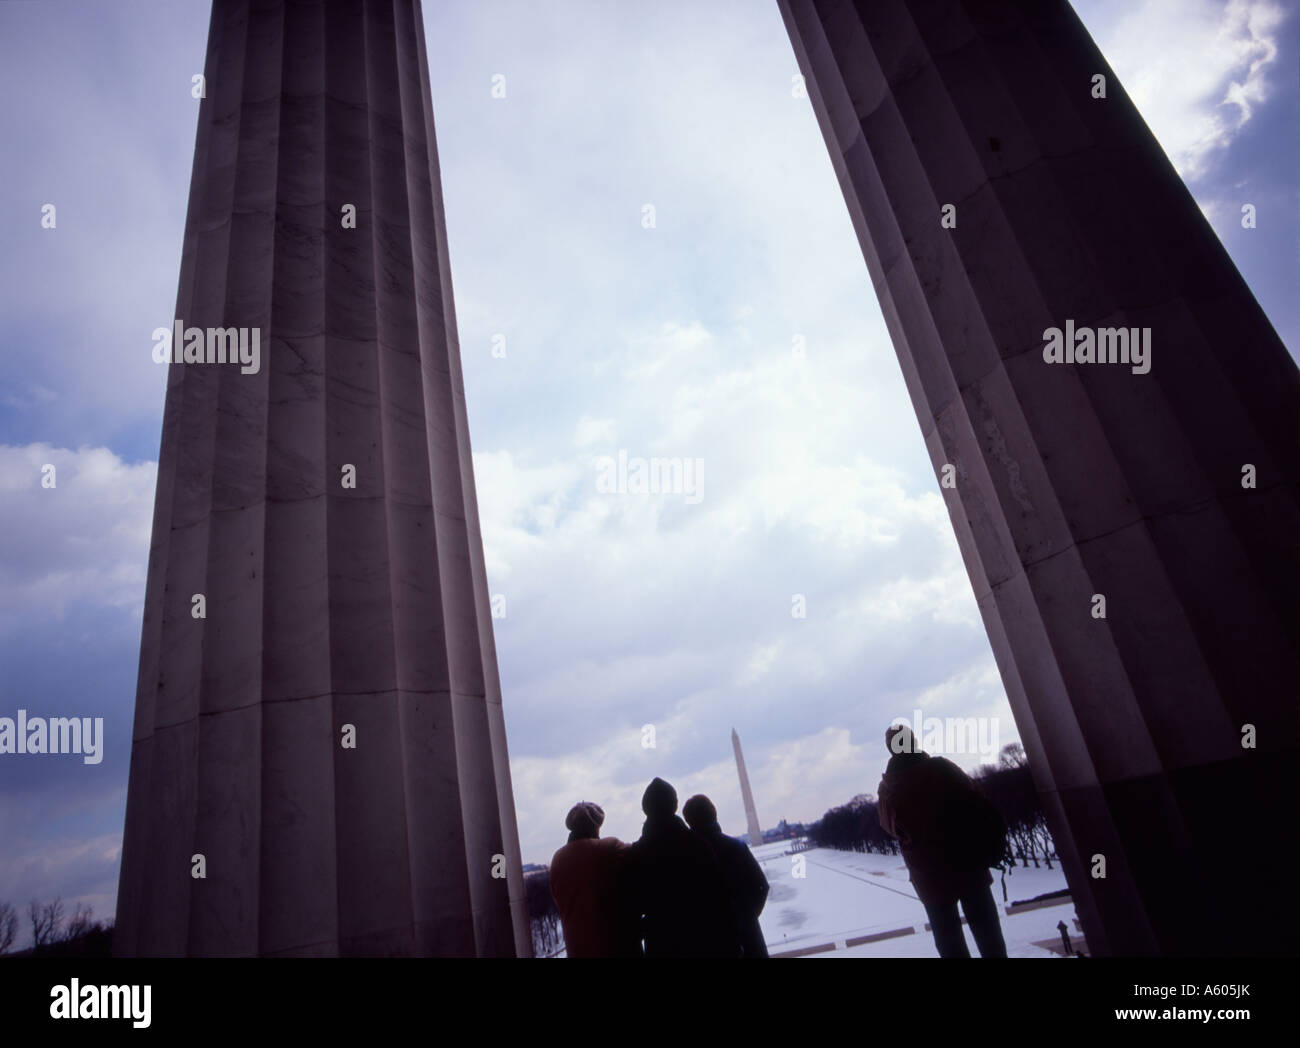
[753,841,1078,958]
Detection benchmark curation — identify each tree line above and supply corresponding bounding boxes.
[524,869,563,957]
[0,897,113,957]
[2,883,571,960]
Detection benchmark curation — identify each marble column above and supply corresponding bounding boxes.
[779,0,1299,955]
[114,0,530,957]
[732,729,764,847]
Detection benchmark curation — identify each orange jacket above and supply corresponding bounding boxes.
[549,837,630,958]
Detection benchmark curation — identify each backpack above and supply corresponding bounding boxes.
[942,771,1008,870]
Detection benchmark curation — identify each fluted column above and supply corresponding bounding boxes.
[115,0,529,957]
[779,0,1299,955]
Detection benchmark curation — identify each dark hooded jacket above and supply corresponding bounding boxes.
[876,750,994,907]
[694,823,769,958]
[622,779,742,957]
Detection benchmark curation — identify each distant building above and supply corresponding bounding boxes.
[761,819,806,843]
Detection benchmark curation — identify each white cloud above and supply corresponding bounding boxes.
[1090,0,1285,181]
[738,641,780,686]
[0,444,155,632]
[572,415,616,448]
[475,308,1011,860]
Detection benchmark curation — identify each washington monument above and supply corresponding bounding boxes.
[732,728,763,847]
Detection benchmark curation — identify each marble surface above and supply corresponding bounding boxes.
[115,0,527,957]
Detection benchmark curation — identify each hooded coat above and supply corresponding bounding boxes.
[623,814,742,957]
[622,779,742,957]
[876,750,994,907]
[694,824,770,958]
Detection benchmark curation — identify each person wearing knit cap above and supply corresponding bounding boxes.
[683,794,770,958]
[565,801,605,841]
[641,776,677,818]
[549,800,638,957]
[620,778,742,957]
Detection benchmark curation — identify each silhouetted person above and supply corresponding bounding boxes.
[683,794,770,958]
[877,725,1008,958]
[1057,919,1073,956]
[549,801,639,957]
[622,778,742,957]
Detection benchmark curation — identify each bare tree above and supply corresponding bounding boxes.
[29,896,64,951]
[1031,815,1055,870]
[61,902,96,942]
[1009,819,1039,867]
[524,870,562,957]
[0,901,18,954]
[999,742,1027,769]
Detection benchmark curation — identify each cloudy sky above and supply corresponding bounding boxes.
[0,0,1295,941]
